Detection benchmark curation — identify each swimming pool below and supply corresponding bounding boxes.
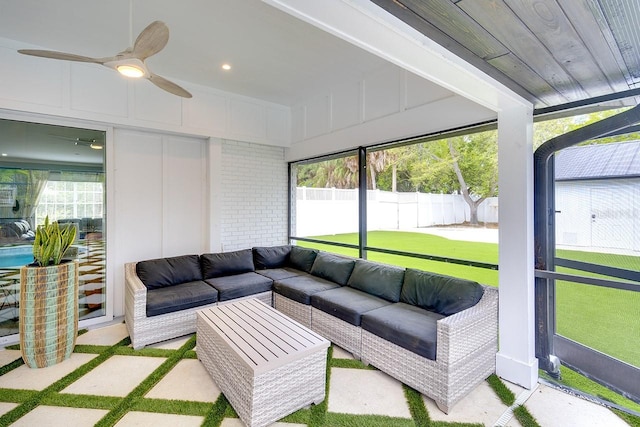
[0,245,88,268]
[0,245,34,268]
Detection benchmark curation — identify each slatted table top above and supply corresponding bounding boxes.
[197,298,329,375]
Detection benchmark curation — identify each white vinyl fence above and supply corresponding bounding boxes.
[294,187,498,237]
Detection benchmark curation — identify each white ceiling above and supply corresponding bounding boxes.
[0,0,390,106]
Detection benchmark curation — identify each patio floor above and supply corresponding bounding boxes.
[0,322,631,427]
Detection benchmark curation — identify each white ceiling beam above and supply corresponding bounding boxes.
[263,0,531,112]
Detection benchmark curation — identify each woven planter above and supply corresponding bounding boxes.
[19,260,79,368]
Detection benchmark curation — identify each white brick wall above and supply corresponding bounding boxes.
[220,140,288,251]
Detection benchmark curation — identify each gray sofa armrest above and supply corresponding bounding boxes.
[124,262,149,347]
[436,285,498,365]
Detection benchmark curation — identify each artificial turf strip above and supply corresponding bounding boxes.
[200,393,231,427]
[321,413,416,427]
[93,335,196,426]
[113,346,177,358]
[403,385,430,427]
[613,409,640,427]
[40,393,120,410]
[130,398,213,417]
[0,336,130,426]
[184,349,198,359]
[430,422,483,427]
[551,365,640,413]
[73,344,113,354]
[330,358,376,370]
[0,356,23,376]
[0,388,36,403]
[486,374,515,406]
[512,405,541,427]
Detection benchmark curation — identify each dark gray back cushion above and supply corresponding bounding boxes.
[201,249,254,279]
[253,245,292,269]
[136,255,202,290]
[347,260,405,302]
[288,246,318,272]
[400,268,484,316]
[309,252,355,286]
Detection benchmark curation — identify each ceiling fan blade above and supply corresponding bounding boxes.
[148,73,192,98]
[18,49,103,63]
[132,21,169,60]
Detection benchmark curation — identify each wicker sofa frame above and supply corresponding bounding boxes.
[361,286,498,413]
[124,262,272,349]
[274,287,497,414]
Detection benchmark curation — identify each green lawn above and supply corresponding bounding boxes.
[298,231,639,366]
[554,248,640,368]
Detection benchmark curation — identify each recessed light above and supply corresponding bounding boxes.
[222,63,231,71]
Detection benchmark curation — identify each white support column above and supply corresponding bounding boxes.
[267,0,539,387]
[496,105,538,389]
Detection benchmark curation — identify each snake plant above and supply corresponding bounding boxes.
[32,216,77,267]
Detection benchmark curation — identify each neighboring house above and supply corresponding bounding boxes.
[555,141,640,253]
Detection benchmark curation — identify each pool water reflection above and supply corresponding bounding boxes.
[0,246,34,268]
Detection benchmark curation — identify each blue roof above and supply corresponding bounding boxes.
[554,141,640,181]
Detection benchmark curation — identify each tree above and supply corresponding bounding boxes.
[402,132,498,225]
[533,107,638,149]
[367,151,387,190]
[447,134,498,225]
[296,156,358,189]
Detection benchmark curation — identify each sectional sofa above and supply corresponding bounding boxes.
[124,245,498,413]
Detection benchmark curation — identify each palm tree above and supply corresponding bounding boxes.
[367,151,387,190]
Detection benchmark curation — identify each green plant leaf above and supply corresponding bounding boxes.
[32,215,76,266]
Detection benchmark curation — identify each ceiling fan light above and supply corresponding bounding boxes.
[117,64,145,78]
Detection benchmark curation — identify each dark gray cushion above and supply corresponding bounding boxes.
[361,303,444,360]
[273,274,341,305]
[201,249,254,279]
[205,272,273,302]
[288,246,318,273]
[253,245,292,269]
[136,255,202,290]
[347,260,405,302]
[256,267,307,281]
[146,280,218,317]
[400,269,484,316]
[310,287,391,326]
[309,252,355,286]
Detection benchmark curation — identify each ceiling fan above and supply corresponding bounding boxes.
[49,135,105,150]
[18,21,192,98]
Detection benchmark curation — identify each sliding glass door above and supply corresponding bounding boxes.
[0,118,106,340]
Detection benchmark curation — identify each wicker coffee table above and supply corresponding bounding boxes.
[196,298,330,427]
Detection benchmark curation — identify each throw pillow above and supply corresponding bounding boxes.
[252,245,292,269]
[310,252,355,285]
[288,246,318,272]
[201,249,255,278]
[400,268,484,316]
[136,254,202,290]
[347,259,405,302]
